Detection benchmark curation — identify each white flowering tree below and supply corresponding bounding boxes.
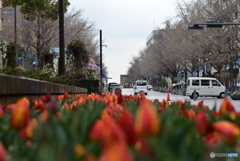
[87,58,100,80]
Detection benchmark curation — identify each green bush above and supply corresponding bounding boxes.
[0,67,73,85]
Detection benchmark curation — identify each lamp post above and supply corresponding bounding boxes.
[58,0,65,75]
[99,30,107,93]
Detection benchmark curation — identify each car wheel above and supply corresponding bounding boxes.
[134,93,137,95]
[189,96,193,99]
[218,92,225,99]
[192,92,198,99]
[145,93,147,95]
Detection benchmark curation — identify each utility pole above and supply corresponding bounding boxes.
[58,0,65,75]
[100,30,103,93]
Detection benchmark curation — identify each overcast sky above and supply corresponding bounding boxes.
[69,0,179,83]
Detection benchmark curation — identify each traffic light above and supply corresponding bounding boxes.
[187,24,204,30]
[207,21,223,28]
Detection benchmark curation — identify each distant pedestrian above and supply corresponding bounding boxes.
[32,60,36,68]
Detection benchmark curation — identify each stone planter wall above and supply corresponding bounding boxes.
[0,74,87,106]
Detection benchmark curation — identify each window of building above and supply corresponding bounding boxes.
[2,10,15,14]
[7,19,12,22]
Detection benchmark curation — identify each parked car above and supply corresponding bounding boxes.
[186,77,225,99]
[133,80,148,95]
[123,82,131,88]
[108,82,120,93]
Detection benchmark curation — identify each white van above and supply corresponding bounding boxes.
[186,77,226,99]
[133,80,148,95]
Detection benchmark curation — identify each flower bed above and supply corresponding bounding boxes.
[0,92,239,161]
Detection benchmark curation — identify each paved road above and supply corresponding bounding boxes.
[122,88,240,111]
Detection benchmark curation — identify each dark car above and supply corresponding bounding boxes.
[108,82,119,93]
[123,82,131,88]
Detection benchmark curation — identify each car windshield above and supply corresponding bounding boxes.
[109,83,118,86]
[136,82,147,86]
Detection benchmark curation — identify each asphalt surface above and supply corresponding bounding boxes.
[122,88,240,111]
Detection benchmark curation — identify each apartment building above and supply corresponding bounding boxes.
[1,5,24,43]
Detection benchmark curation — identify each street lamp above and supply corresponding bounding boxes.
[99,30,107,94]
[188,21,240,91]
[58,0,65,75]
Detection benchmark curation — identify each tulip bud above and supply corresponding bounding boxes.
[135,99,160,137]
[195,111,211,134]
[213,121,240,144]
[204,132,221,148]
[118,110,138,145]
[19,118,38,140]
[90,118,126,147]
[10,97,30,130]
[219,98,236,116]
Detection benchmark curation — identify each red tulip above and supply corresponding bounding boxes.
[118,110,138,145]
[90,117,126,147]
[135,99,160,137]
[64,92,69,99]
[213,121,240,144]
[117,93,125,105]
[99,143,133,161]
[0,142,7,161]
[195,111,211,134]
[0,107,4,118]
[204,132,221,148]
[10,97,30,129]
[33,99,45,113]
[40,93,51,103]
[135,139,155,157]
[61,102,69,110]
[219,98,236,116]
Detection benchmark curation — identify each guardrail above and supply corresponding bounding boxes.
[0,74,87,106]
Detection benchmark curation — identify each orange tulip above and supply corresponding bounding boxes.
[188,109,196,120]
[135,99,160,137]
[10,97,30,129]
[0,142,7,161]
[19,118,38,140]
[118,110,138,145]
[90,117,126,147]
[61,102,69,110]
[213,121,240,144]
[195,111,211,134]
[74,144,86,158]
[99,143,133,161]
[219,98,236,116]
[40,110,49,122]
